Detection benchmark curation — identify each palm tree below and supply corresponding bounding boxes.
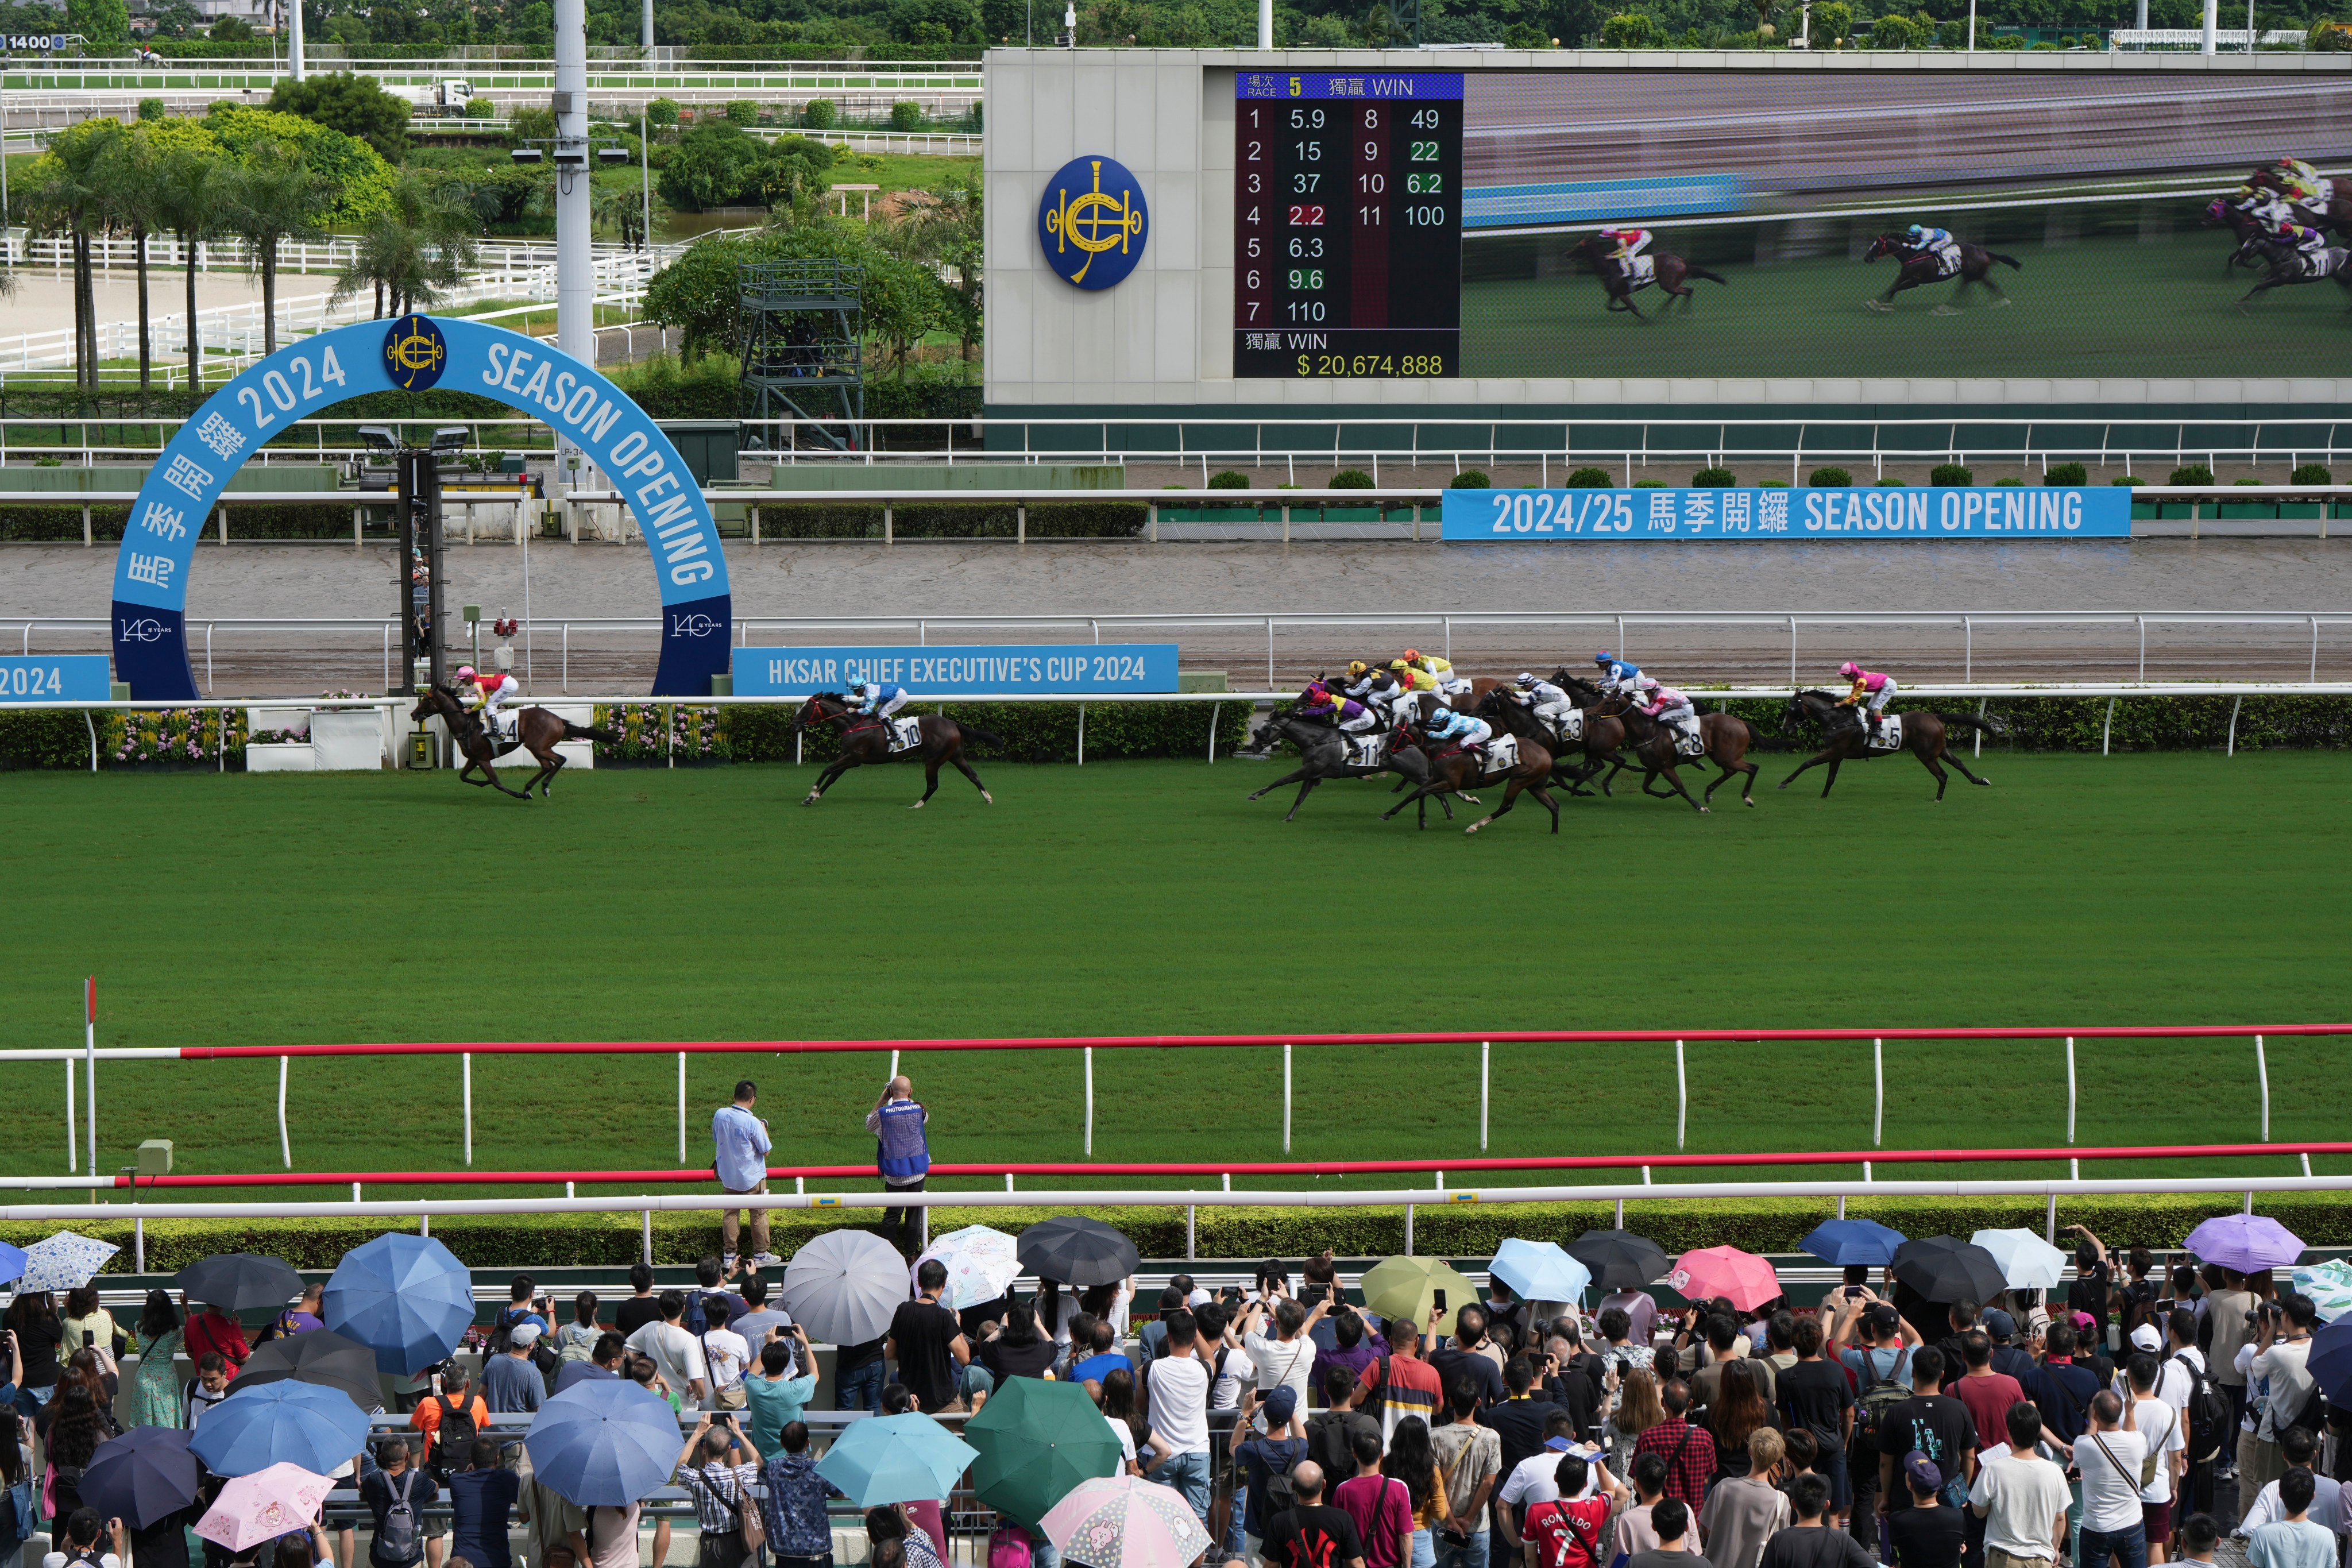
[25,118,127,393]
[152,143,226,389]
[98,129,167,392]
[221,139,333,357]
[902,170,983,363]
[334,171,483,320]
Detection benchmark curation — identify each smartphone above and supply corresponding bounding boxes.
[1434,1288,1448,1314]
[1845,1287,1864,1300]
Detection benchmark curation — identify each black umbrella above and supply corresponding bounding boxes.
[1563,1230,1671,1292]
[1014,1216,1140,1287]
[80,1427,201,1529]
[238,1327,385,1411]
[173,1252,303,1314]
[1891,1235,2009,1305]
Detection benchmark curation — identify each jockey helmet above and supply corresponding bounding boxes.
[1303,682,1327,702]
[1347,660,1366,677]
[1516,672,1537,688]
[1905,224,1924,241]
[456,665,477,682]
[1597,227,1619,241]
[1839,661,1863,678]
[1594,651,1614,665]
[1402,648,1422,663]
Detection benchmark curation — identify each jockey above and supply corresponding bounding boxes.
[1303,682,1382,740]
[1902,224,1954,254]
[1593,652,1642,696]
[2272,156,2328,213]
[1511,671,1577,733]
[1836,661,1897,743]
[1637,679,1699,746]
[455,665,517,737]
[1423,704,1491,756]
[1401,648,1471,697]
[1599,227,1652,264]
[848,679,910,728]
[1390,658,1442,695]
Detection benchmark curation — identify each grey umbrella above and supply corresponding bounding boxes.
[779,1229,909,1345]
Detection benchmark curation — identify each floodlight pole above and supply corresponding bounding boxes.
[554,0,595,497]
[289,0,306,81]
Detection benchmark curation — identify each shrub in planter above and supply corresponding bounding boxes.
[1876,478,1906,486]
[1807,467,1852,487]
[889,101,925,130]
[1635,480,1668,489]
[1566,467,1614,488]
[1449,470,1490,488]
[2113,475,2145,486]
[1994,477,2023,486]
[2293,463,2333,484]
[801,99,836,129]
[2169,464,2216,485]
[1929,462,1973,485]
[1207,470,1252,490]
[2044,461,2088,485]
[1691,467,1736,486]
[1328,469,1375,489]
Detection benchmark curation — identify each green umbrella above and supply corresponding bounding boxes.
[1359,1256,1481,1331]
[964,1377,1124,1527]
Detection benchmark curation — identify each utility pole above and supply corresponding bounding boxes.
[553,0,594,496]
[289,0,306,80]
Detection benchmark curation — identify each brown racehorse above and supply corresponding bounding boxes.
[1477,688,1606,797]
[410,684,617,800]
[1600,696,1797,810]
[788,693,1002,809]
[1863,234,2021,314]
[1381,719,1561,835]
[1776,689,2002,801]
[1570,236,1726,319]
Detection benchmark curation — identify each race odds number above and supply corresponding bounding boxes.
[1234,72,1463,379]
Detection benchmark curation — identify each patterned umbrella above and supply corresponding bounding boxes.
[916,1225,1023,1312]
[2293,1260,2352,1325]
[18,1231,119,1292]
[1041,1475,1211,1568]
[194,1463,334,1552]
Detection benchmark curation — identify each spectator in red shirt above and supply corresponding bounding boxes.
[1949,1333,2026,1455]
[1524,1453,1614,1568]
[1634,1380,1718,1514]
[1334,1426,1416,1568]
[181,1295,249,1371]
[1350,1311,1448,1448]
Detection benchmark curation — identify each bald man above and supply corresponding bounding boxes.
[867,1076,932,1258]
[1260,1459,1370,1568]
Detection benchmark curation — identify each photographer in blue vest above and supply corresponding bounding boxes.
[866,1076,931,1258]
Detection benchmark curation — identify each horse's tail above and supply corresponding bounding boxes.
[1687,265,1730,286]
[1988,252,2023,271]
[1938,711,2007,739]
[952,720,1007,748]
[562,720,621,744]
[1738,718,1803,752]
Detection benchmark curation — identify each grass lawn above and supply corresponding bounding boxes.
[2,752,2348,1200]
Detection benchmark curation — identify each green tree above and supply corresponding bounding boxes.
[591,179,658,249]
[642,230,783,359]
[333,169,483,318]
[220,140,335,356]
[724,101,759,126]
[903,168,981,361]
[97,128,173,391]
[646,96,682,129]
[202,104,396,224]
[758,133,837,215]
[137,98,166,122]
[658,121,767,211]
[268,72,414,163]
[210,14,254,38]
[801,99,837,129]
[152,139,229,389]
[23,118,127,393]
[65,0,130,46]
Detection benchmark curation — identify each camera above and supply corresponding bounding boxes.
[1301,1284,1330,1307]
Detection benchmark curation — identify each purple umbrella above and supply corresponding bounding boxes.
[2184,1214,2307,1273]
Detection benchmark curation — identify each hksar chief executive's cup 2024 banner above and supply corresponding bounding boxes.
[734,645,1180,696]
[1440,485,2134,540]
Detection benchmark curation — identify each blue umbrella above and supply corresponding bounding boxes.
[82,1427,202,1529]
[524,1378,684,1507]
[187,1381,370,1478]
[323,1234,475,1375]
[2305,1319,2352,1405]
[1799,1218,1908,1268]
[1488,1239,1593,1304]
[817,1412,981,1507]
[0,1240,26,1284]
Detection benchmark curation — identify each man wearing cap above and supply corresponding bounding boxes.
[1237,1388,1313,1567]
[1983,1311,2036,1389]
[485,1321,546,1412]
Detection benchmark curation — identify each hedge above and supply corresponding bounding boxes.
[750,502,1144,540]
[592,701,1253,766]
[0,503,374,543]
[14,1192,2352,1273]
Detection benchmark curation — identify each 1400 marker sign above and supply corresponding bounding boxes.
[1234,71,1463,379]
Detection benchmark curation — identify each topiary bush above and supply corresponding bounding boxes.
[1807,466,1852,487]
[724,101,759,126]
[1876,478,1906,487]
[1207,470,1251,490]
[1450,470,1490,488]
[2044,461,2088,485]
[1930,462,1973,485]
[1691,467,1736,486]
[1868,13,1915,46]
[890,101,925,131]
[1566,467,1615,488]
[646,96,681,128]
[2169,464,2216,485]
[1328,469,1375,489]
[2113,475,2145,486]
[2293,463,2334,484]
[801,99,837,129]
[1600,11,1664,45]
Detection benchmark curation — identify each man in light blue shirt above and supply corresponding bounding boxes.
[2248,1469,2338,1568]
[713,1080,778,1270]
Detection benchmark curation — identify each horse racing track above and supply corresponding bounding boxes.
[5,750,2349,1187]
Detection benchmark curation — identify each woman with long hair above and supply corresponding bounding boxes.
[126,1291,186,1428]
[1708,1360,1772,1479]
[54,1349,117,1420]
[59,1289,121,1365]
[1382,1415,1446,1568]
[2,1293,61,1408]
[41,1384,108,1521]
[977,1300,1056,1387]
[1097,1368,1163,1478]
[1611,1365,1666,1474]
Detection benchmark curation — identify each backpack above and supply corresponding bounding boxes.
[2173,1353,2229,1464]
[434,1394,478,1452]
[1850,1347,1913,1457]
[373,1470,422,1565]
[1253,1438,1302,1515]
[988,1523,1035,1568]
[2280,1370,2329,1443]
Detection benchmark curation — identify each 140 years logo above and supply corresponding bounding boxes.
[1038,156,1148,290]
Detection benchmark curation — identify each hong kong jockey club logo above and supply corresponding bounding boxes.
[384,314,447,391]
[1038,156,1148,290]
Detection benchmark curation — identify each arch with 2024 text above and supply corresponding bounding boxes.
[108,315,732,700]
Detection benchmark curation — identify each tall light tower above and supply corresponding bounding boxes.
[553,0,594,489]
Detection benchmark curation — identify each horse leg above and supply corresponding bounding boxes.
[1777,747,1836,790]
[456,757,491,787]
[951,755,993,802]
[1534,783,1561,833]
[804,758,853,804]
[1382,784,1432,821]
[913,756,943,808]
[1944,746,1992,787]
[1820,756,1843,799]
[520,749,561,798]
[478,759,530,800]
[1739,760,1759,806]
[1250,766,1310,801]
[1660,764,1706,814]
[1465,778,1524,836]
[1920,747,1951,802]
[1285,777,1321,822]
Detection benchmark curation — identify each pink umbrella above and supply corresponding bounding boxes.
[195,1463,333,1552]
[1040,1475,1212,1568]
[1667,1246,1783,1313]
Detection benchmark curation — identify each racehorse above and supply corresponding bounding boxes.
[1476,688,1607,796]
[1776,689,2002,801]
[787,693,1002,809]
[409,683,617,800]
[2236,237,2352,309]
[1242,705,1450,822]
[1380,719,1562,835]
[1600,694,1797,810]
[1569,236,1728,320]
[1862,234,2021,314]
[2207,197,2269,273]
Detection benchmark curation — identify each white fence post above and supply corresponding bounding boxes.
[677,1052,686,1164]
[2257,1033,2270,1141]
[1480,1040,1490,1151]
[1675,1039,1687,1150]
[462,1052,473,1166]
[279,1056,291,1168]
[1874,1037,1884,1147]
[1084,1045,1094,1157]
[1283,1042,1293,1154]
[2066,1036,2077,1142]
[84,976,95,1195]
[64,1058,74,1173]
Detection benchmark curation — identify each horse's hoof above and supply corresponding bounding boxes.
[1991,297,2013,308]
[1698,806,1710,814]
[981,791,993,804]
[909,800,925,809]
[1930,305,1960,318]
[801,794,820,806]
[1465,822,1483,835]
[1864,300,1892,313]
[1745,798,1756,807]
[1461,793,1482,805]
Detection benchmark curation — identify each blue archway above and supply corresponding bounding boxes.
[110,315,732,699]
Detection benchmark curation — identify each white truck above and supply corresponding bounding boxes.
[385,79,477,115]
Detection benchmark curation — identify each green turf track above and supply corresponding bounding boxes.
[2,753,2349,1199]
[1460,222,2347,381]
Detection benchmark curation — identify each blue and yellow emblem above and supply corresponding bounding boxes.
[383,314,447,391]
[1037,156,1148,291]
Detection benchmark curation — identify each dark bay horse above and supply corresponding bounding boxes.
[1570,237,1727,319]
[788,693,1002,808]
[1601,698,1797,810]
[410,684,617,800]
[2237,237,2352,310]
[1863,234,2020,314]
[1381,721,1561,835]
[1776,689,2001,801]
[1477,688,1605,796]
[1243,706,1449,822]
[2208,197,2269,273]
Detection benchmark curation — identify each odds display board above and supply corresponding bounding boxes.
[1439,485,2133,540]
[735,644,1180,696]
[1234,71,1464,379]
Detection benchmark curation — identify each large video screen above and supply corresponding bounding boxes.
[1234,68,2352,381]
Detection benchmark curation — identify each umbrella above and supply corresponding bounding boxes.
[1359,1256,1481,1329]
[176,1254,304,1315]
[2293,1261,2352,1325]
[814,1412,980,1506]
[1799,1218,1907,1268]
[239,1328,385,1411]
[918,1225,1023,1312]
[2185,1214,2307,1274]
[1041,1474,1212,1568]
[1015,1217,1141,1289]
[18,1231,118,1292]
[188,1381,369,1478]
[1487,1240,1592,1306]
[781,1229,911,1346]
[1971,1229,2070,1292]
[0,1240,26,1284]
[965,1376,1125,1527]
[1563,1230,1670,1293]
[322,1234,475,1376]
[1667,1247,1783,1313]
[2305,1319,2352,1404]
[80,1427,202,1530]
[1890,1235,2009,1305]
[194,1463,334,1552]
[525,1378,695,1507]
